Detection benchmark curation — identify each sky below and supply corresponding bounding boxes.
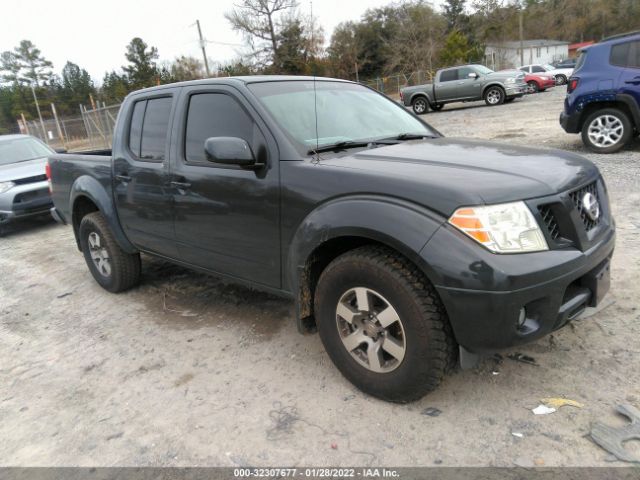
[1,0,443,83]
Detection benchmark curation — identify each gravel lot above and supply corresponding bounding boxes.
[1,87,639,467]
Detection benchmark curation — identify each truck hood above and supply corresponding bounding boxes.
[318,138,599,215]
[486,69,524,81]
[0,156,48,183]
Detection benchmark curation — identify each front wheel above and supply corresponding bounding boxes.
[526,81,539,94]
[484,86,505,106]
[79,212,141,292]
[411,97,429,115]
[314,246,457,402]
[581,108,632,154]
[555,74,567,86]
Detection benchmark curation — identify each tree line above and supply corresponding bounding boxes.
[2,0,639,134]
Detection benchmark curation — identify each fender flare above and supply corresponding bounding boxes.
[69,175,137,254]
[409,92,434,108]
[286,195,445,331]
[616,93,640,127]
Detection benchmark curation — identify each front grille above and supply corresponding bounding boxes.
[13,174,47,185]
[569,181,600,231]
[538,204,560,240]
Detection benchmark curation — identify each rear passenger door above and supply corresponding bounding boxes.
[618,40,640,107]
[169,86,281,288]
[435,68,460,101]
[113,92,179,258]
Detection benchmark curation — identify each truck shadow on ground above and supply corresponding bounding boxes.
[135,254,294,340]
[0,214,59,238]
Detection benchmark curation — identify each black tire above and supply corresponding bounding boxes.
[555,74,567,86]
[411,96,429,115]
[79,212,141,292]
[314,245,457,403]
[484,86,505,106]
[527,81,539,94]
[431,103,444,111]
[581,108,632,154]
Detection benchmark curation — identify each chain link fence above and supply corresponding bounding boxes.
[20,103,121,152]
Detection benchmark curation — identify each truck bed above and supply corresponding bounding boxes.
[48,151,113,224]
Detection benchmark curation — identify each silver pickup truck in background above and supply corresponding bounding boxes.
[400,64,527,114]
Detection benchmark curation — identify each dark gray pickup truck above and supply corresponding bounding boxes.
[401,64,527,114]
[48,76,615,402]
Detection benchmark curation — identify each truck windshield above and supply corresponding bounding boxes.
[0,137,53,166]
[248,80,437,153]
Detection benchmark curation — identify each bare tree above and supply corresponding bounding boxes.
[225,0,298,68]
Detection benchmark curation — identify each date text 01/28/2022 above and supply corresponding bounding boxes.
[233,467,400,477]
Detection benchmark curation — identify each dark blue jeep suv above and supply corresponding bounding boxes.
[560,31,640,153]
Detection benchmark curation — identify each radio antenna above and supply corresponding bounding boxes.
[311,0,319,161]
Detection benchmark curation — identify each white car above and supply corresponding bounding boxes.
[519,64,574,86]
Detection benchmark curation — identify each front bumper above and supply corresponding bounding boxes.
[506,85,526,97]
[0,180,52,224]
[421,223,615,353]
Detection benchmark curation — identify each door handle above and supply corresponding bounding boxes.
[170,181,192,190]
[115,174,132,182]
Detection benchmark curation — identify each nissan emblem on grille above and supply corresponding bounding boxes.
[582,192,600,221]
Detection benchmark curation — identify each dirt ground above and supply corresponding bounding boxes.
[1,87,639,467]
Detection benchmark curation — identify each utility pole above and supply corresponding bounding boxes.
[195,20,211,77]
[519,8,524,66]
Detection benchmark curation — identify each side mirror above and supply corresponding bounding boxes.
[204,137,256,167]
[468,72,479,79]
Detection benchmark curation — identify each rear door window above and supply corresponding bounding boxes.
[531,65,546,73]
[610,42,631,67]
[439,69,458,82]
[128,100,146,157]
[140,97,172,161]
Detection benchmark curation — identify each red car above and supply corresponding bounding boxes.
[524,73,555,93]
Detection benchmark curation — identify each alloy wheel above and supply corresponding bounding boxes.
[486,89,502,104]
[587,115,624,148]
[335,287,406,373]
[88,232,112,277]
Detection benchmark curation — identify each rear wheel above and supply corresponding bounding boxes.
[484,86,505,106]
[411,96,429,115]
[314,246,457,402]
[581,108,632,154]
[526,81,539,94]
[79,212,141,292]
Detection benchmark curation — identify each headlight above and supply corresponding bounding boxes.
[0,181,15,194]
[505,77,516,84]
[448,201,548,253]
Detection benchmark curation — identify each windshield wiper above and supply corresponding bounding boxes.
[393,133,438,140]
[307,140,371,155]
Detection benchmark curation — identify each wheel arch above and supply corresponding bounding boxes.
[481,82,506,97]
[577,98,638,131]
[70,175,137,254]
[286,196,445,333]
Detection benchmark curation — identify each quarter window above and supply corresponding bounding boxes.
[185,93,264,164]
[628,41,640,68]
